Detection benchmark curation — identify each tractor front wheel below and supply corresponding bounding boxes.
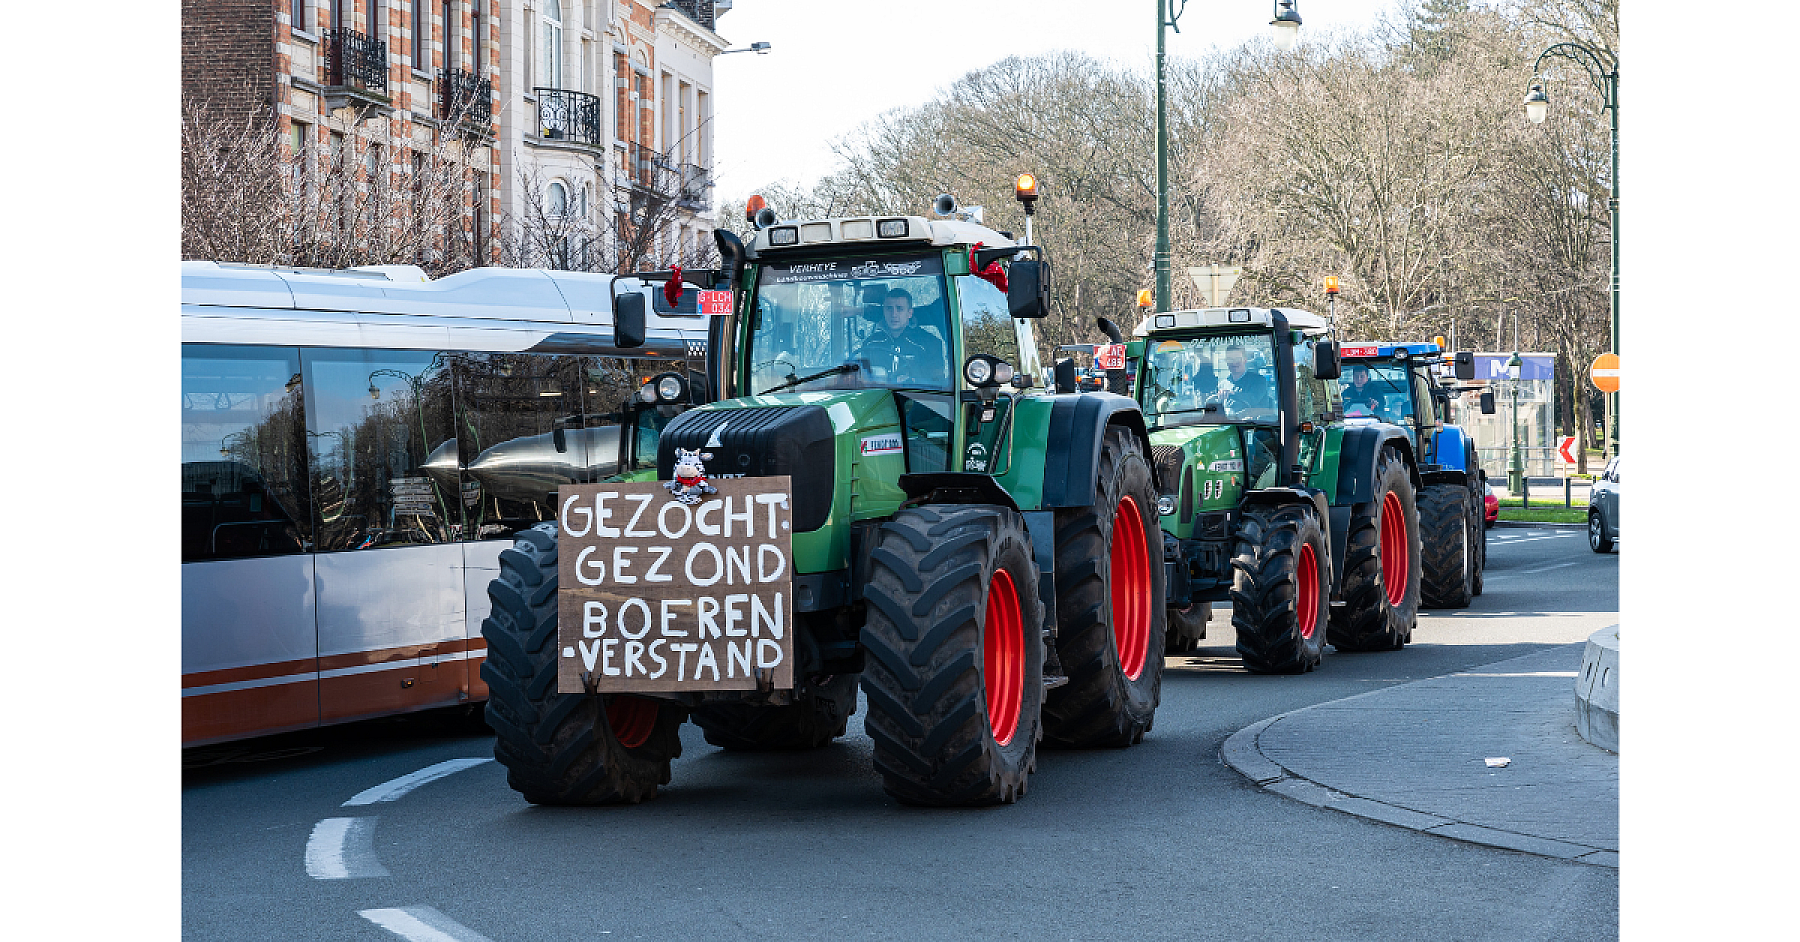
[861,504,1044,806]
[481,523,685,805]
[1327,448,1423,652]
[1043,427,1167,748]
[1231,504,1330,673]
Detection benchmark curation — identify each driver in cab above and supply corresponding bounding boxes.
[856,288,946,385]
[1341,364,1383,416]
[1213,344,1273,414]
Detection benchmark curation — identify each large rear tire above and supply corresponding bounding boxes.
[1231,504,1331,673]
[1419,484,1474,609]
[480,523,684,805]
[691,673,859,751]
[1327,447,1423,652]
[1471,496,1486,597]
[861,504,1044,806]
[1043,427,1167,748]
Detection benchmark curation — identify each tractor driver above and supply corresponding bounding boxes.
[1341,365,1383,416]
[1214,344,1273,414]
[855,288,947,385]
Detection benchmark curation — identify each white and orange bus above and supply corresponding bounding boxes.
[181,261,711,746]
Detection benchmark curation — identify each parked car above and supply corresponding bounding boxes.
[1589,456,1621,553]
[1483,480,1499,528]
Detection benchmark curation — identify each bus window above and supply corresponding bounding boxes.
[455,353,596,541]
[182,345,310,561]
[302,349,461,551]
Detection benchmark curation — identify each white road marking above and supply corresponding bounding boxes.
[360,907,497,942]
[1454,671,1580,678]
[1515,561,1583,575]
[1491,535,1574,545]
[305,817,389,879]
[343,757,493,807]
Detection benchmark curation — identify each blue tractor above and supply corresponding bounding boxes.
[1336,341,1489,607]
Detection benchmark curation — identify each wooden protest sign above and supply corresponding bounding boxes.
[555,477,795,694]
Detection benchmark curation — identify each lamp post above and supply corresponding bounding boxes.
[1153,1,1301,314]
[1524,41,1618,457]
[715,41,771,56]
[1506,351,1524,498]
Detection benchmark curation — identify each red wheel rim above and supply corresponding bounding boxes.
[606,695,657,749]
[1110,496,1153,680]
[983,567,1025,747]
[1296,542,1320,639]
[1379,491,1409,606]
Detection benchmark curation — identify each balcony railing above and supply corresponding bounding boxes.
[440,69,492,126]
[534,88,605,148]
[664,1,720,31]
[323,28,388,95]
[676,162,714,211]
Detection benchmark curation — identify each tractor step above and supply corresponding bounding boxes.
[1043,674,1070,690]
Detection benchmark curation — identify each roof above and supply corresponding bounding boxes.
[1133,307,1330,336]
[1338,342,1443,359]
[744,216,1017,258]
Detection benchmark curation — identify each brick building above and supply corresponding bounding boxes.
[181,0,733,271]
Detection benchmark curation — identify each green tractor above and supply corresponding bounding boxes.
[481,185,1170,807]
[1122,308,1424,673]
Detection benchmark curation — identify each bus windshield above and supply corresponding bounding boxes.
[747,254,953,395]
[1339,362,1413,422]
[1141,331,1279,428]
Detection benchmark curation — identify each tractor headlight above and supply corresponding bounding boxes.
[767,226,798,246]
[965,357,993,386]
[1157,495,1176,516]
[656,374,686,402]
[877,218,909,238]
[993,361,1014,385]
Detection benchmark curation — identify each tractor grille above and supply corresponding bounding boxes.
[1151,445,1185,495]
[657,406,835,532]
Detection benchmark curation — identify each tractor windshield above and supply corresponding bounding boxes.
[1141,330,1279,428]
[747,254,953,395]
[1339,362,1414,423]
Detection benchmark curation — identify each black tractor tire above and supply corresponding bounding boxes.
[1231,503,1331,673]
[861,504,1045,806]
[1042,427,1167,749]
[480,523,685,805]
[1419,484,1475,609]
[1589,510,1615,553]
[1471,495,1486,597]
[1165,604,1209,654]
[1327,447,1424,652]
[691,673,860,751]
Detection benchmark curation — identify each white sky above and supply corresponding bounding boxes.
[709,0,1400,203]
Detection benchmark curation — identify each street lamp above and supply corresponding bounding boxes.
[716,41,771,56]
[1155,1,1300,314]
[1523,41,1618,457]
[1506,351,1524,498]
[1270,0,1303,52]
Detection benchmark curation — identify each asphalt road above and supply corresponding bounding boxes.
[183,527,1618,941]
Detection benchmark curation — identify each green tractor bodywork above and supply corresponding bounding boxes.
[1126,308,1425,672]
[483,215,1172,807]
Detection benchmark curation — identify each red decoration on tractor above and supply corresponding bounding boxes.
[969,242,1008,293]
[664,266,684,307]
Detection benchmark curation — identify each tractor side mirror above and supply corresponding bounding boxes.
[1454,351,1475,381]
[1479,391,1496,415]
[1053,357,1078,394]
[615,291,647,349]
[1314,340,1341,380]
[1007,259,1050,318]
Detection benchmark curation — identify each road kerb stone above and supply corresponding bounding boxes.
[1576,850,1620,868]
[1422,823,1596,860]
[1220,718,1286,785]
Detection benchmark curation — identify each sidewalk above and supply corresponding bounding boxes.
[1222,643,1619,867]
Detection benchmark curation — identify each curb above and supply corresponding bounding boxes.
[1493,520,1585,530]
[1220,673,1618,869]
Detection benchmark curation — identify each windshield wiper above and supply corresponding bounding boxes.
[759,362,860,396]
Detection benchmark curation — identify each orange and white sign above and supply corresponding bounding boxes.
[1558,436,1577,464]
[1589,353,1619,393]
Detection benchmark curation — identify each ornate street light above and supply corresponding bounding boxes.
[1523,41,1618,457]
[1507,351,1524,498]
[1271,0,1303,52]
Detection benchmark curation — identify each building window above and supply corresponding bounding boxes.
[547,181,568,217]
[411,0,425,66]
[442,1,455,70]
[540,0,563,89]
[470,0,482,71]
[331,0,345,30]
[292,0,309,32]
[366,0,380,37]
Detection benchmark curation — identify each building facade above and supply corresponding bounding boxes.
[180,0,732,272]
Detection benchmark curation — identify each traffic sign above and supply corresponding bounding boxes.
[1589,353,1619,393]
[1558,436,1576,464]
[1094,344,1127,371]
[1186,265,1242,307]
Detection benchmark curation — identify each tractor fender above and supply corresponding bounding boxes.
[1040,392,1154,507]
[1242,486,1331,531]
[1334,424,1420,507]
[1430,425,1471,473]
[897,473,1020,511]
[1421,468,1472,488]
